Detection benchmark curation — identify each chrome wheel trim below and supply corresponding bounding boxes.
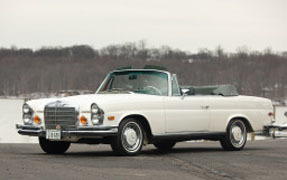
[230,121,246,148]
[121,122,143,153]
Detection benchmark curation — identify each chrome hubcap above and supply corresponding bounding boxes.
[124,128,138,146]
[121,122,142,153]
[230,121,246,148]
[232,126,243,142]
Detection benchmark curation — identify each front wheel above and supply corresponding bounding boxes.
[39,137,70,154]
[220,119,247,151]
[111,118,144,155]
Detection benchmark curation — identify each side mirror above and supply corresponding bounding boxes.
[181,88,190,99]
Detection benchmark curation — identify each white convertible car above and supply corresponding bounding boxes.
[16,66,274,155]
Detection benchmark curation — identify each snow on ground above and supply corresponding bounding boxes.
[0,99,37,143]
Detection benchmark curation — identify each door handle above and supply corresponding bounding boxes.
[201,105,210,109]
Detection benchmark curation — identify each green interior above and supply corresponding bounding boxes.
[181,85,239,96]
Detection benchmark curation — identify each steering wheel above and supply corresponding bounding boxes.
[144,86,162,95]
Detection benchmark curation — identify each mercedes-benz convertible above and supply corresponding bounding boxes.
[16,66,274,155]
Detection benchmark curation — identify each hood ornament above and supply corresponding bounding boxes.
[45,100,76,108]
[55,100,68,107]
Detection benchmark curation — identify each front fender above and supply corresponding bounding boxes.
[106,110,164,135]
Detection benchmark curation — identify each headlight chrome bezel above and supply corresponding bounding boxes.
[22,103,33,125]
[91,103,104,125]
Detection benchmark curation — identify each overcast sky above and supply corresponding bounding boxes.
[0,0,286,52]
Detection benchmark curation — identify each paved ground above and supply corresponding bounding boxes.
[1,140,287,180]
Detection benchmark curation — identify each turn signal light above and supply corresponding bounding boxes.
[108,116,115,120]
[80,116,87,124]
[34,115,41,124]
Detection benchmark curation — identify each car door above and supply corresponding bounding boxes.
[164,96,210,133]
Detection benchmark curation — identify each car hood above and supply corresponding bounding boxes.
[26,93,162,112]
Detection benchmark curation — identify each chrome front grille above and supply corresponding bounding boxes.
[44,106,77,130]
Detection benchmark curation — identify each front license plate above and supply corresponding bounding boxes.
[46,130,61,140]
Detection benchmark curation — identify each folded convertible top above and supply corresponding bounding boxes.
[181,85,239,96]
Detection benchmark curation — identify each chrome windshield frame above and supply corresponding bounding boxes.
[95,69,172,96]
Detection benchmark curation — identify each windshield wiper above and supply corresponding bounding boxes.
[109,88,129,92]
[99,88,133,94]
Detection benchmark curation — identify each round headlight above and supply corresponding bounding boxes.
[91,103,104,125]
[23,104,31,114]
[91,115,100,124]
[91,104,99,114]
[23,114,32,124]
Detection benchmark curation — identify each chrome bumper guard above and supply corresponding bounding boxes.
[260,122,287,138]
[255,122,287,137]
[16,124,118,137]
[264,123,287,131]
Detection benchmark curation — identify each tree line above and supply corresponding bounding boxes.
[0,42,287,102]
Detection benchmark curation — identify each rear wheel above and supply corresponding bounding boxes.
[39,137,70,154]
[111,118,144,155]
[153,141,176,152]
[220,119,247,151]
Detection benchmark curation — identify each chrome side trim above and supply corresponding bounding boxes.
[153,131,226,142]
[159,130,221,136]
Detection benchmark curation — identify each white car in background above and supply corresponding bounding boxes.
[16,66,274,155]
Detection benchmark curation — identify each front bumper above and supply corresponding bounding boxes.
[16,124,118,137]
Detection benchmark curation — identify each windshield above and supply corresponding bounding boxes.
[98,71,169,96]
